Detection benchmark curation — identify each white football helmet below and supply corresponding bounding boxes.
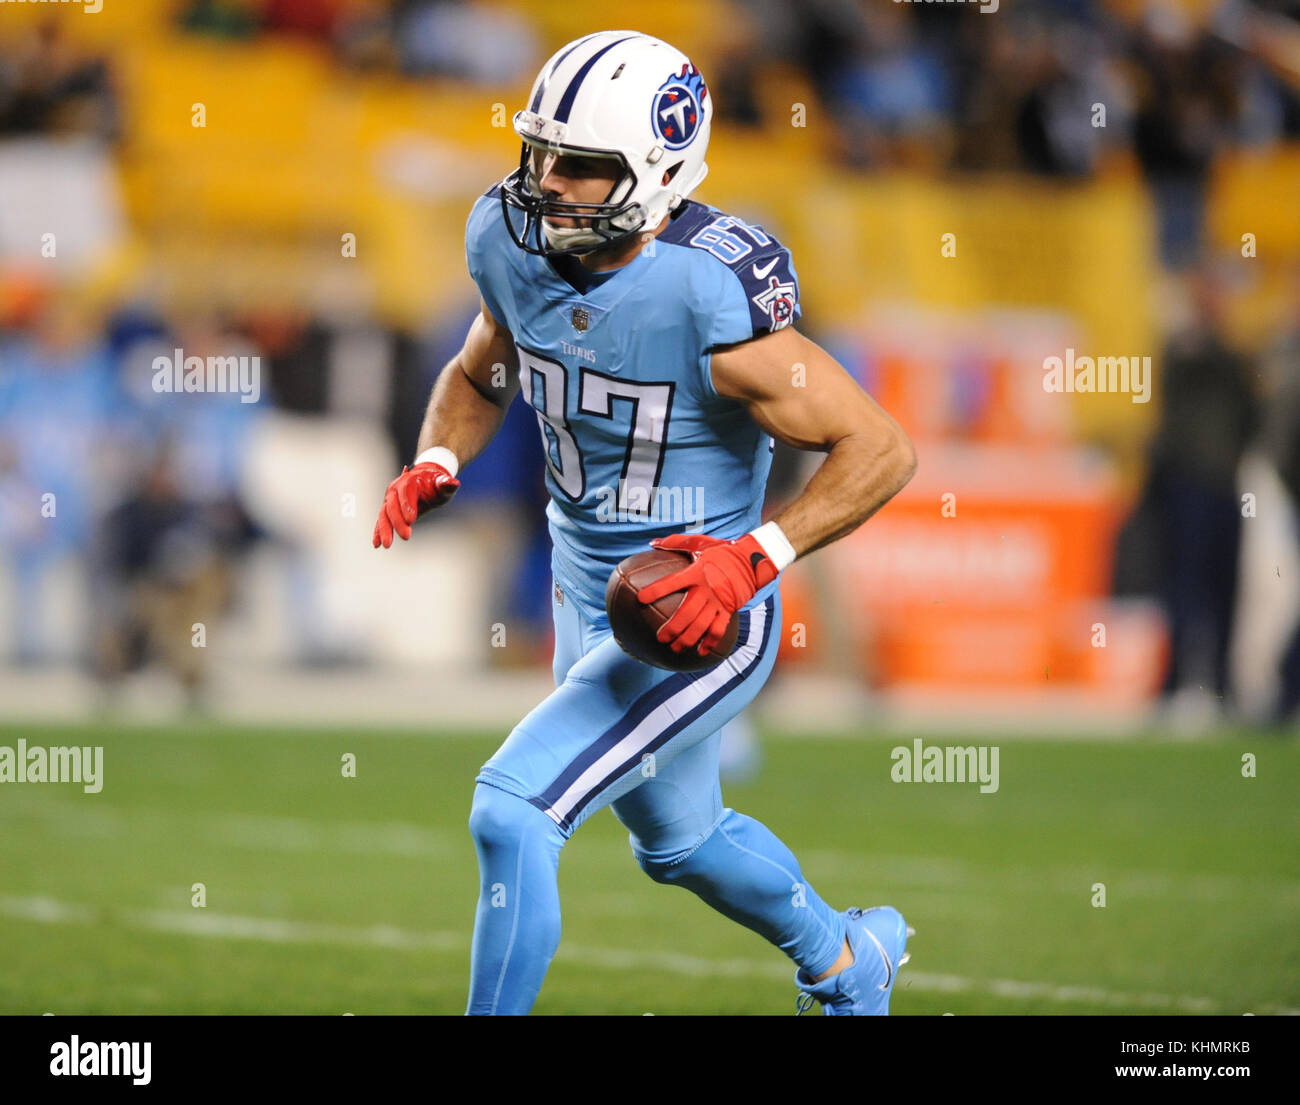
[499,30,712,256]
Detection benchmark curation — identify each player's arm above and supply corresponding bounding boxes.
[413,298,521,464]
[638,326,915,654]
[710,325,916,556]
[373,298,520,548]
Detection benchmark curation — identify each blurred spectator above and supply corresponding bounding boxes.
[393,0,538,83]
[826,2,953,169]
[262,0,346,39]
[1214,0,1300,140]
[334,0,400,72]
[0,299,119,663]
[92,446,256,708]
[1130,4,1245,269]
[1258,273,1300,723]
[177,0,262,39]
[0,19,119,141]
[1144,267,1261,717]
[1011,18,1112,177]
[242,309,328,414]
[713,0,873,131]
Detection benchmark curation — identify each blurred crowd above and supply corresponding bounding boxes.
[713,0,1300,268]
[2,0,1300,724]
[177,0,540,82]
[7,0,1298,272]
[0,298,262,701]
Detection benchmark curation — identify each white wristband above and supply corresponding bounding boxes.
[414,446,459,477]
[749,521,797,572]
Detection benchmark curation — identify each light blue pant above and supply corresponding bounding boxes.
[465,566,846,1014]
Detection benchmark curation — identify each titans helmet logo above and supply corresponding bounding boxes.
[650,63,708,150]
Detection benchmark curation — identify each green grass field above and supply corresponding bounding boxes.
[1,722,1297,1015]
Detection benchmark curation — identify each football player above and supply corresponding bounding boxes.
[373,31,917,1015]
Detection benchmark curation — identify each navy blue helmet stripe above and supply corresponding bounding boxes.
[532,596,774,833]
[530,32,604,113]
[552,35,639,123]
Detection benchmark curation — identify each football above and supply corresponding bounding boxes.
[605,548,740,672]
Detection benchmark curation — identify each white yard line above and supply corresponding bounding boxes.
[2,894,1295,1015]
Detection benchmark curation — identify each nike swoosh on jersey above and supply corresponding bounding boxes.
[751,257,779,280]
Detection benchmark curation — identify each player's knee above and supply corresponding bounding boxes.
[635,838,715,885]
[468,783,545,854]
[634,810,739,885]
[636,852,687,885]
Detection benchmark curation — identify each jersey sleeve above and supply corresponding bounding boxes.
[725,244,802,341]
[464,186,512,328]
[687,217,802,398]
[692,227,802,351]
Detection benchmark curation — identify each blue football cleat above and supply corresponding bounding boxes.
[794,906,911,1015]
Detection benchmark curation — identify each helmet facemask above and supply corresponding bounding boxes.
[500,35,711,258]
[500,136,648,257]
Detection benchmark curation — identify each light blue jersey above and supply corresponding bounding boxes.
[462,186,857,1018]
[465,186,801,604]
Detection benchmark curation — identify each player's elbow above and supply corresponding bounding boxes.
[835,422,916,517]
[855,421,916,499]
[891,427,918,491]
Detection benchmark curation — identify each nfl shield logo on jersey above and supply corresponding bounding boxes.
[571,306,590,333]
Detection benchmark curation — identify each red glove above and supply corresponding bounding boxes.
[637,533,781,656]
[372,462,460,548]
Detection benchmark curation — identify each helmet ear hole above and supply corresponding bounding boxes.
[662,160,684,186]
